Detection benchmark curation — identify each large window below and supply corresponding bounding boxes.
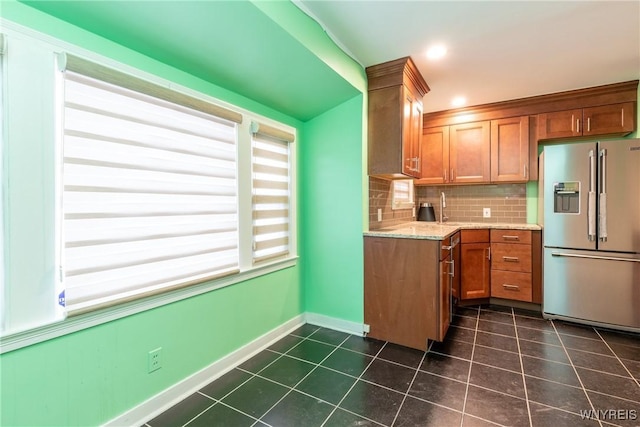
[0,27,297,345]
[60,57,242,314]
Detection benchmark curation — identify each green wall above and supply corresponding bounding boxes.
[0,268,301,426]
[300,95,365,322]
[0,1,367,426]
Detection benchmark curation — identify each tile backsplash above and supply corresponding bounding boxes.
[369,177,415,229]
[369,177,527,229]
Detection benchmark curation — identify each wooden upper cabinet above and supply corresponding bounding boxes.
[418,126,449,184]
[402,85,424,177]
[366,57,429,179]
[583,102,635,136]
[490,116,530,182]
[537,102,635,140]
[449,121,491,183]
[537,109,582,139]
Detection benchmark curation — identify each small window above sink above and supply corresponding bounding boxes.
[392,179,415,210]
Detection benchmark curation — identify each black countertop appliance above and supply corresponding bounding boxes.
[417,203,436,222]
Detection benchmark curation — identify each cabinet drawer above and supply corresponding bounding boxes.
[491,243,531,272]
[491,271,532,302]
[461,229,489,243]
[490,229,531,244]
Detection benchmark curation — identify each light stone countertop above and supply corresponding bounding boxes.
[364,221,541,241]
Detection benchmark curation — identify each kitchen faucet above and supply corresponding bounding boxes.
[440,192,448,223]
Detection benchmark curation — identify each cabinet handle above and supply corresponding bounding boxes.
[523,164,527,179]
[444,169,448,182]
[406,158,419,172]
[577,118,581,133]
[446,260,455,277]
[502,284,520,291]
[486,247,491,260]
[587,117,591,132]
[502,235,520,241]
[502,256,520,262]
[451,168,455,182]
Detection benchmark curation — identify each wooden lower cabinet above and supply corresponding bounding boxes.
[490,229,535,303]
[460,230,491,300]
[459,228,541,304]
[364,236,451,350]
[491,270,532,302]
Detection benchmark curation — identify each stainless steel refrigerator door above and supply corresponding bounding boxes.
[597,139,640,254]
[543,248,640,330]
[543,143,597,250]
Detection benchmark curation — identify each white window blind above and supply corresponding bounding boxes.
[392,179,415,210]
[251,123,293,263]
[62,68,239,315]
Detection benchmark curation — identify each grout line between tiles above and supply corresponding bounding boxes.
[199,326,323,426]
[201,399,265,427]
[582,388,640,405]
[254,333,351,426]
[180,399,217,427]
[320,341,388,427]
[593,328,640,389]
[459,305,480,427]
[512,306,533,427]
[550,320,603,427]
[572,364,640,382]
[462,413,506,426]
[389,348,428,427]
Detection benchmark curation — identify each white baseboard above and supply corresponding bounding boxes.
[304,312,366,336]
[104,314,305,427]
[104,312,367,427]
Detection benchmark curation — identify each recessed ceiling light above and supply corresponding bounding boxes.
[426,45,447,60]
[451,96,466,107]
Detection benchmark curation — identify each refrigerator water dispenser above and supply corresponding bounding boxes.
[553,182,580,214]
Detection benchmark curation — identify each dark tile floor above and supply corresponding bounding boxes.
[145,306,640,427]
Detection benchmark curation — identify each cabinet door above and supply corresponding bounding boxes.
[364,237,439,350]
[402,85,421,178]
[439,258,451,340]
[491,243,532,272]
[452,238,461,300]
[460,243,491,299]
[583,102,635,136]
[491,271,532,302]
[490,116,530,182]
[419,126,450,184]
[450,121,490,183]
[537,109,582,140]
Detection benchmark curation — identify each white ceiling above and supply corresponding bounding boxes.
[296,1,640,113]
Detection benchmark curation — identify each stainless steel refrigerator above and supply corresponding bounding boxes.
[541,139,640,332]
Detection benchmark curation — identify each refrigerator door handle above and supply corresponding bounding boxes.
[599,149,608,242]
[551,252,640,263]
[588,150,596,241]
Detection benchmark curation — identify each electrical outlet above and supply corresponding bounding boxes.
[483,207,491,218]
[148,348,162,373]
[377,208,382,222]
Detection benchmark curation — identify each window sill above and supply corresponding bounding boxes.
[0,257,298,354]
